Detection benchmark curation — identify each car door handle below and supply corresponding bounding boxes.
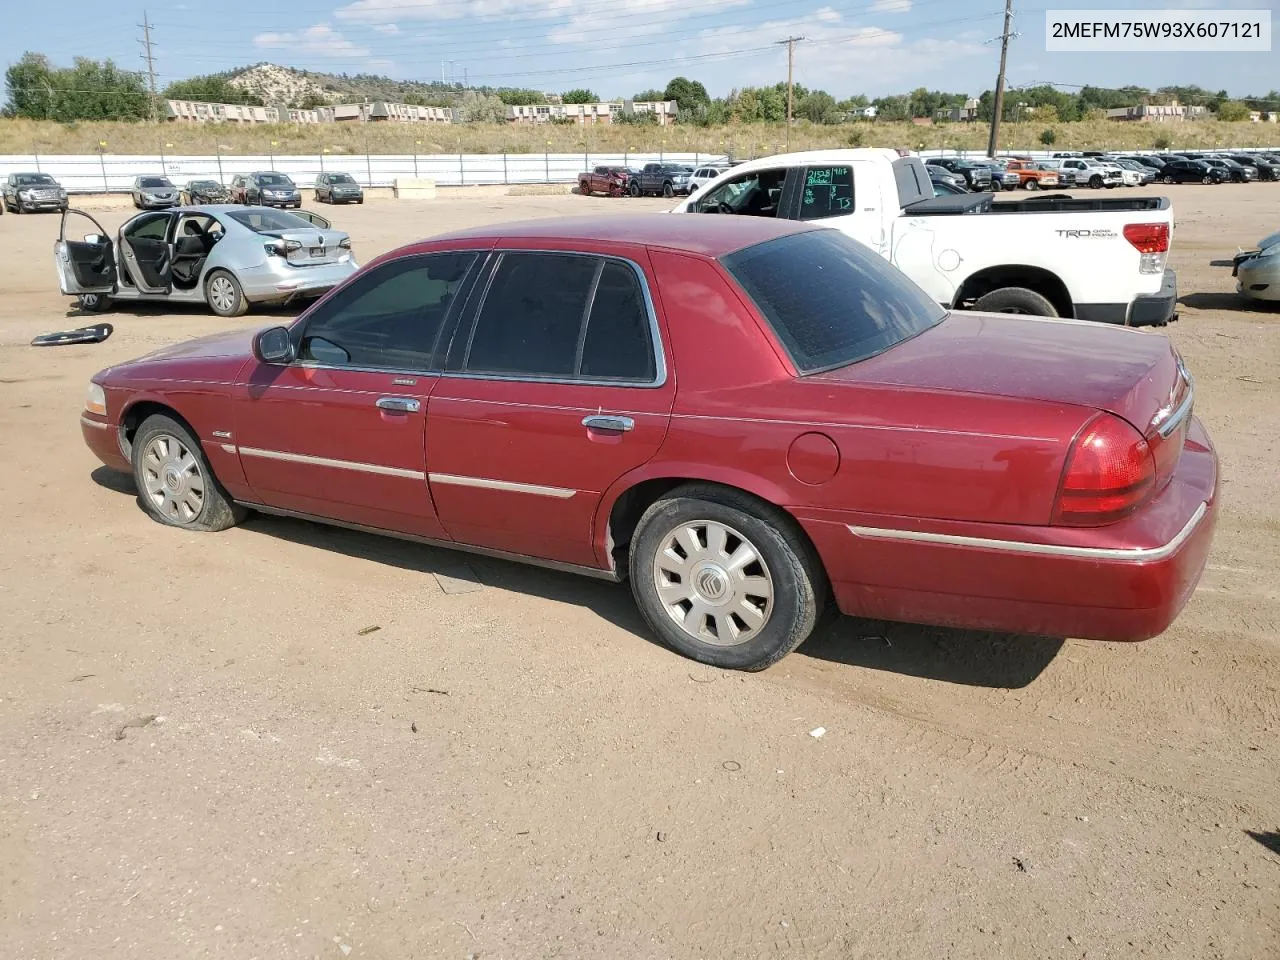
[582,414,634,433]
[375,396,420,413]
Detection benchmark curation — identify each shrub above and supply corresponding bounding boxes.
[1039,127,1057,145]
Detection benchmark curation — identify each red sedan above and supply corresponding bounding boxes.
[80,214,1218,670]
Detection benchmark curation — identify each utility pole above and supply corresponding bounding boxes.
[139,11,159,123]
[776,36,805,150]
[985,0,1016,157]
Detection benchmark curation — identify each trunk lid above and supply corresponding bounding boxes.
[262,228,349,266]
[814,310,1187,437]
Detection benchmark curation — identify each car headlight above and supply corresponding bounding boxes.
[85,382,107,416]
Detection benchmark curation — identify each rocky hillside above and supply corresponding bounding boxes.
[228,64,334,106]
[224,63,459,108]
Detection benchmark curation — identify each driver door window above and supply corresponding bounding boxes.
[298,251,479,371]
[695,168,789,217]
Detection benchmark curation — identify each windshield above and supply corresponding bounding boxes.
[140,177,172,188]
[192,180,220,189]
[258,174,293,186]
[721,229,947,375]
[329,174,356,183]
[226,208,321,232]
[16,174,56,186]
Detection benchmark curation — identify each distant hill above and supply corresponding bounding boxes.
[215,63,476,108]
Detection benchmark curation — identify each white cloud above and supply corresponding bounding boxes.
[253,23,370,58]
[373,22,401,34]
[547,0,749,44]
[869,0,912,14]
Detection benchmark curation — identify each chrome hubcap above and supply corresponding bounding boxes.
[209,277,235,312]
[653,520,774,646]
[141,434,205,523]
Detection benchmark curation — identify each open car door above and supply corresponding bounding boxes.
[118,212,174,295]
[54,208,116,295]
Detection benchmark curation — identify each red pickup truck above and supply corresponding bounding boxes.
[577,165,633,197]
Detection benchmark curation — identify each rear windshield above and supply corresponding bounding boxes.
[721,229,947,374]
[226,208,318,232]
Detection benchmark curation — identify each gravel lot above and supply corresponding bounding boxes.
[1,185,1277,959]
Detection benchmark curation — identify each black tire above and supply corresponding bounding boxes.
[1202,175,1212,185]
[662,182,674,198]
[357,196,364,204]
[629,180,641,198]
[1023,179,1039,190]
[628,483,828,672]
[1162,175,1174,184]
[204,269,248,318]
[315,190,323,203]
[77,293,113,313]
[1089,175,1103,189]
[131,414,245,532]
[973,286,1059,317]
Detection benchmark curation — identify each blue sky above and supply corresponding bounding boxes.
[4,0,1276,100]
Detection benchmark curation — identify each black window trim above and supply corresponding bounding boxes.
[445,248,668,389]
[284,249,488,376]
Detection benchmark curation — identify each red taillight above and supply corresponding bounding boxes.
[1053,413,1156,526]
[1123,222,1170,254]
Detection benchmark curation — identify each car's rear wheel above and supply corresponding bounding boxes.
[1163,175,1174,184]
[629,484,827,671]
[78,293,113,313]
[132,414,244,532]
[205,269,248,318]
[973,286,1058,316]
[1202,175,1212,185]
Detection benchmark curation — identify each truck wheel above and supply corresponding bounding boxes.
[629,181,641,198]
[1023,179,1039,190]
[662,182,674,198]
[1089,175,1104,189]
[973,287,1058,317]
[1162,175,1174,184]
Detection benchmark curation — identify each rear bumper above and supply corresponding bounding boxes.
[797,416,1218,643]
[1075,268,1178,328]
[236,257,359,303]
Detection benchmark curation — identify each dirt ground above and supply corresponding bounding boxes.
[0,185,1277,960]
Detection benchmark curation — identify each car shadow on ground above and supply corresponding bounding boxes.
[64,302,306,321]
[1246,830,1280,857]
[91,466,1064,688]
[1179,292,1279,314]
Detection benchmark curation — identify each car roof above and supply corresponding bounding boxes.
[418,214,819,258]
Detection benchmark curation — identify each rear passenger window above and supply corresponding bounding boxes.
[464,254,656,382]
[465,253,598,377]
[798,165,854,221]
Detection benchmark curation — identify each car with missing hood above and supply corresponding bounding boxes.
[3,172,68,213]
[181,180,230,205]
[1233,229,1280,303]
[131,176,180,209]
[54,204,357,318]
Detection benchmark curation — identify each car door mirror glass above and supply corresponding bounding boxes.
[83,234,106,245]
[253,326,296,364]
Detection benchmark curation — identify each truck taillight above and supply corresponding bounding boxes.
[1052,413,1156,527]
[1125,222,1169,275]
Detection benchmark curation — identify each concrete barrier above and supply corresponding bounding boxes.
[394,178,437,200]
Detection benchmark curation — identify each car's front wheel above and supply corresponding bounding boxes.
[205,269,248,318]
[78,293,113,313]
[131,414,244,532]
[629,484,827,671]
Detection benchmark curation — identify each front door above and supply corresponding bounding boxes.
[118,211,174,293]
[233,249,483,539]
[426,247,675,569]
[54,208,116,295]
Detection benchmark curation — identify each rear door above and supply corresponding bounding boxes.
[119,212,174,293]
[54,208,116,294]
[233,248,484,537]
[425,245,674,569]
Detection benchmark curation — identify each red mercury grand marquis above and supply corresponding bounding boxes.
[80,214,1218,670]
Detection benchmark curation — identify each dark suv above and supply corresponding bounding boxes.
[925,158,993,191]
[630,163,693,198]
[1157,159,1228,184]
[231,171,301,208]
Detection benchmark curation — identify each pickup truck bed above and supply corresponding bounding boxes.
[904,194,1169,215]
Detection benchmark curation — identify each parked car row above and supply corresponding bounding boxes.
[578,162,736,198]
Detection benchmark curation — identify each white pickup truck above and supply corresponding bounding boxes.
[671,149,1178,327]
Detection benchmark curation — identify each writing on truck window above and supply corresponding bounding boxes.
[799,166,854,221]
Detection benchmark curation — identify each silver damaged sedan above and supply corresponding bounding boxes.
[55,205,359,317]
[1233,230,1280,304]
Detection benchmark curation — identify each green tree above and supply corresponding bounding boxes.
[663,76,710,111]
[872,94,910,121]
[1039,127,1057,146]
[4,52,56,119]
[561,88,599,104]
[5,53,148,121]
[163,74,263,106]
[452,90,506,122]
[632,88,665,102]
[1217,100,1251,121]
[494,88,545,106]
[798,90,839,124]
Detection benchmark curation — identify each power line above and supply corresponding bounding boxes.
[138,11,160,123]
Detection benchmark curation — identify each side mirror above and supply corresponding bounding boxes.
[253,326,295,364]
[84,233,106,244]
